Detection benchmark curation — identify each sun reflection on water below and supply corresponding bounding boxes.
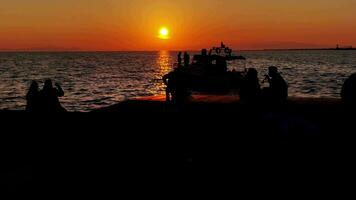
[157,50,172,74]
[153,51,174,94]
[2,51,355,111]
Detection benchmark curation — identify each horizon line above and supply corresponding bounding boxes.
[0,47,354,53]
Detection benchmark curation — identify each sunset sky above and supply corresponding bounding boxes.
[1,0,355,51]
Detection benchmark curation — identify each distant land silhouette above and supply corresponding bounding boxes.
[0,42,354,52]
[262,47,355,51]
[261,44,355,51]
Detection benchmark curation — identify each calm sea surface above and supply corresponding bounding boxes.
[1,50,356,112]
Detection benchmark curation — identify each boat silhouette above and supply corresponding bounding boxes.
[163,43,246,94]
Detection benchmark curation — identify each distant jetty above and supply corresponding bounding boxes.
[263,45,355,51]
[335,44,355,50]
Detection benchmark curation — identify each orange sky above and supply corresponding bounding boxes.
[1,0,356,51]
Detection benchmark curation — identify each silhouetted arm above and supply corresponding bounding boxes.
[55,83,64,97]
[162,74,169,86]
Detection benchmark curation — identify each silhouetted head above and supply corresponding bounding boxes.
[43,79,53,91]
[247,68,258,79]
[201,49,207,56]
[28,81,39,94]
[268,66,279,77]
[30,81,39,90]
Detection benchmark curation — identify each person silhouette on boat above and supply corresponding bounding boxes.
[163,67,190,103]
[26,81,41,112]
[341,73,356,105]
[184,52,190,67]
[240,68,261,103]
[177,52,182,67]
[39,79,66,112]
[262,66,288,103]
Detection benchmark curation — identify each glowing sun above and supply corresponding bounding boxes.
[158,27,170,40]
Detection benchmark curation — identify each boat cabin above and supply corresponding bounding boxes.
[192,54,228,74]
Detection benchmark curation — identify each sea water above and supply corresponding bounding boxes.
[0,50,355,111]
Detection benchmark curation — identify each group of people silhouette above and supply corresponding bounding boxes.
[25,55,356,112]
[162,52,193,102]
[166,49,356,105]
[240,67,356,105]
[240,66,288,104]
[26,79,66,112]
[164,51,289,104]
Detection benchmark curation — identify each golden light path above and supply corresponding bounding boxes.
[155,50,173,93]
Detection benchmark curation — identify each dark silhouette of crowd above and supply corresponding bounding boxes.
[239,66,288,104]
[26,79,66,112]
[238,66,356,106]
[166,53,356,106]
[25,53,356,113]
[165,52,291,104]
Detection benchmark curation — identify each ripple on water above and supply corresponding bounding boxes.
[1,51,356,111]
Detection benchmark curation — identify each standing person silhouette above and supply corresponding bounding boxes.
[26,81,40,112]
[163,71,175,102]
[40,79,66,112]
[177,52,182,67]
[184,52,190,67]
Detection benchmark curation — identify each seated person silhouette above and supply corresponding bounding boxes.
[26,81,40,112]
[262,67,288,103]
[39,79,66,112]
[341,73,356,105]
[163,68,190,103]
[240,68,261,103]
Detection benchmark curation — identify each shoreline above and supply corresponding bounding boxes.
[94,95,343,113]
[0,95,343,113]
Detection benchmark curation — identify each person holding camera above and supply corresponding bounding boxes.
[39,79,67,112]
[262,66,288,103]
